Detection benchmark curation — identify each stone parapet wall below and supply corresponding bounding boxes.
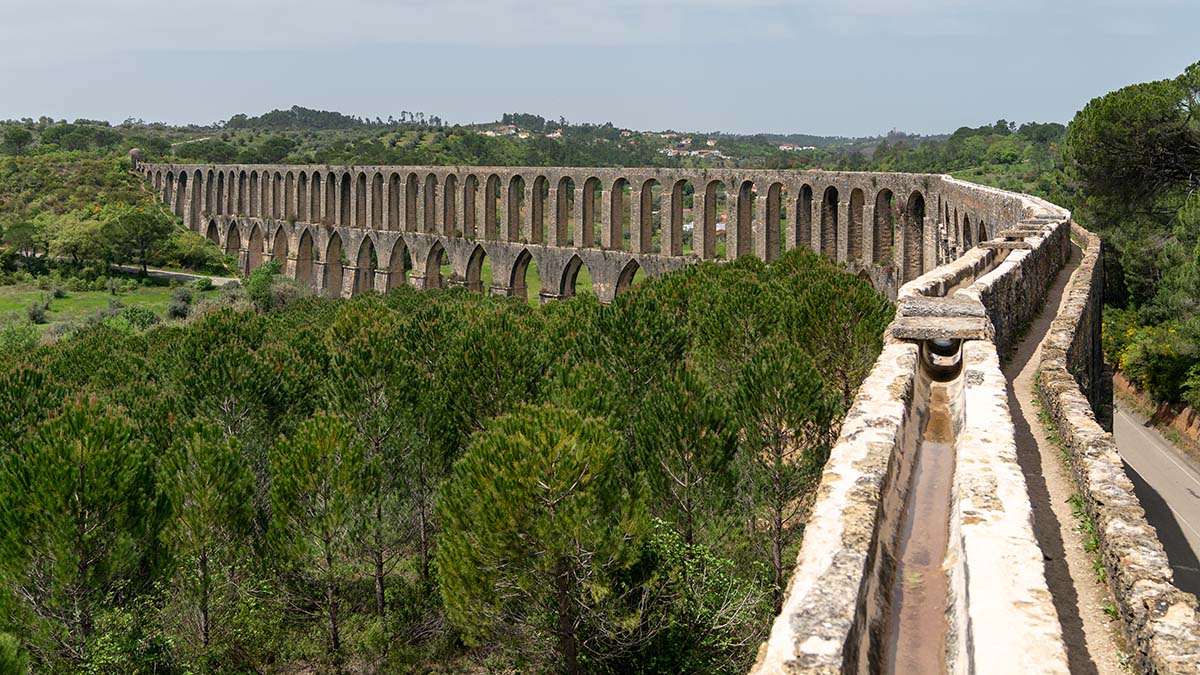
[751,342,923,674]
[1038,225,1200,674]
[754,186,1073,673]
[961,217,1070,354]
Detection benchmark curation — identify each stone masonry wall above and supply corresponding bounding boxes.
[1038,225,1200,674]
[752,184,1073,674]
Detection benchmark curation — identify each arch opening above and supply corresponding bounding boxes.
[904,192,926,282]
[462,175,478,238]
[424,174,439,233]
[701,180,728,259]
[247,224,265,273]
[387,173,401,230]
[325,233,345,298]
[443,174,458,236]
[205,220,220,246]
[296,172,308,222]
[820,186,839,259]
[424,241,446,289]
[796,184,813,251]
[339,174,351,226]
[849,188,865,263]
[511,249,542,304]
[387,241,411,290]
[507,175,525,241]
[371,173,383,227]
[766,182,784,262]
[324,173,336,225]
[531,176,549,244]
[560,255,594,298]
[484,175,501,240]
[610,178,631,251]
[735,181,755,259]
[615,259,645,297]
[582,177,601,248]
[556,177,575,246]
[639,179,663,254]
[465,245,492,293]
[296,229,315,288]
[354,237,378,295]
[873,189,896,265]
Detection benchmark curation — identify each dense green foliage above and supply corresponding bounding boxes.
[0,153,229,277]
[0,250,891,673]
[1070,62,1200,407]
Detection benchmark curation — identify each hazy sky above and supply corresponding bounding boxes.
[1,0,1195,136]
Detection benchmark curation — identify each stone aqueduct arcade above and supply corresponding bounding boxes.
[143,163,1006,301]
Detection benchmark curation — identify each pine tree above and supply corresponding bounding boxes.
[436,405,648,675]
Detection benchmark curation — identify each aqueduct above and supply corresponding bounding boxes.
[140,162,1200,673]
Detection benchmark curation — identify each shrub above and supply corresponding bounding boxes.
[192,277,215,292]
[26,301,47,324]
[245,260,282,310]
[0,322,39,356]
[171,286,194,304]
[167,300,189,320]
[0,632,29,675]
[1121,323,1199,404]
[268,276,311,312]
[52,285,67,299]
[120,305,160,330]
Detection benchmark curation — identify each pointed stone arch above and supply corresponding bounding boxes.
[354,236,378,295]
[424,240,446,289]
[465,244,490,293]
[247,223,265,272]
[560,254,592,298]
[205,219,220,245]
[510,249,542,303]
[387,239,410,290]
[272,225,288,263]
[296,228,315,288]
[325,232,345,298]
[615,259,641,297]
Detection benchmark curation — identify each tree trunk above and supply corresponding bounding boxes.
[200,547,211,649]
[374,495,385,617]
[417,496,430,584]
[324,537,341,663]
[556,558,579,675]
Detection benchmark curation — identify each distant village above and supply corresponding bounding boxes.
[477,122,821,163]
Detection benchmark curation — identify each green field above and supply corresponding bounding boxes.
[0,284,215,331]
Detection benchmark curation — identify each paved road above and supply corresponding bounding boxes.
[112,264,239,287]
[1114,404,1200,596]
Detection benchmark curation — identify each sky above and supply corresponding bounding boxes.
[0,0,1196,137]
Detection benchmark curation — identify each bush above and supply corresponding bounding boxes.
[1121,323,1199,404]
[192,277,214,292]
[26,301,47,324]
[171,286,194,304]
[268,276,311,312]
[52,285,67,299]
[0,632,28,675]
[245,260,282,310]
[167,300,189,320]
[0,322,39,356]
[120,305,160,330]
